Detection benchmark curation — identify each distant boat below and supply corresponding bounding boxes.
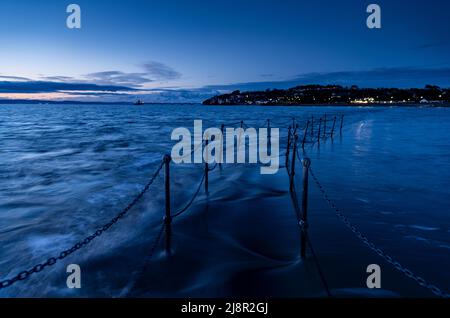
[134,99,144,106]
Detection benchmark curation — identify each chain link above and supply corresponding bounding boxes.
[0,160,164,290]
[308,166,450,298]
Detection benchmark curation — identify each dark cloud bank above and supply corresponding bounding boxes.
[1,66,450,103]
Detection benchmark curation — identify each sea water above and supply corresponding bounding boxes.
[0,104,449,297]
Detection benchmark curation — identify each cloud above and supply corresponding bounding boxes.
[0,81,137,94]
[197,67,450,93]
[0,60,182,101]
[134,89,217,103]
[291,68,420,84]
[37,61,181,88]
[292,67,450,87]
[84,71,153,87]
[40,76,76,82]
[144,66,449,102]
[2,66,449,103]
[142,61,181,80]
[0,75,31,81]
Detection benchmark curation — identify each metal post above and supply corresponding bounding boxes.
[331,116,337,138]
[286,126,292,169]
[205,139,209,195]
[317,118,322,143]
[302,120,310,149]
[267,119,271,138]
[220,124,224,169]
[240,121,244,129]
[290,134,298,190]
[300,158,311,259]
[340,114,344,135]
[163,154,172,254]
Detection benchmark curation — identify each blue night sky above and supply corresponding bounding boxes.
[0,0,449,102]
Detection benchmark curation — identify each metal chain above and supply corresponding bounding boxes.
[304,232,332,298]
[286,123,331,298]
[171,171,205,218]
[119,221,165,297]
[0,160,165,290]
[135,222,165,279]
[308,166,450,298]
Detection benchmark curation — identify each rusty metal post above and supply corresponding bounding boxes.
[290,134,298,191]
[204,139,209,195]
[220,124,224,169]
[163,154,172,254]
[317,118,322,144]
[302,120,310,149]
[286,126,292,169]
[300,158,311,259]
[331,116,337,138]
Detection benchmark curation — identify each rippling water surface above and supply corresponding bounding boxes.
[0,104,449,297]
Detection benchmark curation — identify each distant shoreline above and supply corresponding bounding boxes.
[202,84,450,107]
[2,100,450,108]
[203,102,450,108]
